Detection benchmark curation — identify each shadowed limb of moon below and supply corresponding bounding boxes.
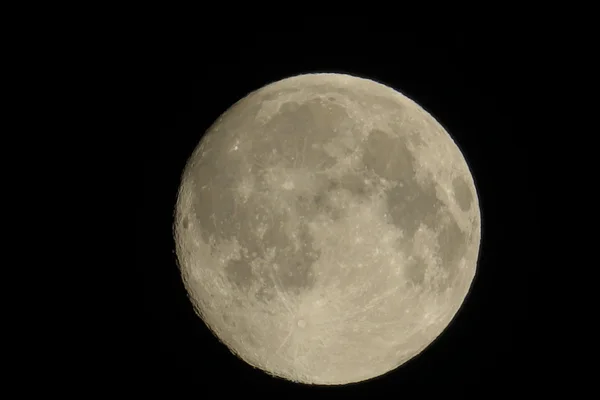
[174,73,481,385]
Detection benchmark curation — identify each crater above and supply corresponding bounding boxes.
[452,175,474,211]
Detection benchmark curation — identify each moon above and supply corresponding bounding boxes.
[174,73,481,385]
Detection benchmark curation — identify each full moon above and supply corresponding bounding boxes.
[174,73,481,385]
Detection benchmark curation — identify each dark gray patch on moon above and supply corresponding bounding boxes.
[362,129,416,182]
[272,225,319,293]
[312,192,343,221]
[436,217,467,272]
[404,256,427,286]
[309,174,372,221]
[337,173,370,197]
[224,257,255,288]
[256,98,353,171]
[452,176,473,211]
[278,101,302,117]
[469,215,480,244]
[224,217,320,296]
[364,126,442,238]
[263,98,349,144]
[295,193,321,220]
[361,128,469,287]
[386,181,442,238]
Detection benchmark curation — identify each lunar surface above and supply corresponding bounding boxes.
[174,73,481,385]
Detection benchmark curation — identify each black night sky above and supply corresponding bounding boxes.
[135,31,541,396]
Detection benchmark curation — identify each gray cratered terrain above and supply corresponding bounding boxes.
[174,73,481,385]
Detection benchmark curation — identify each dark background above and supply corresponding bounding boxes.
[136,32,540,396]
